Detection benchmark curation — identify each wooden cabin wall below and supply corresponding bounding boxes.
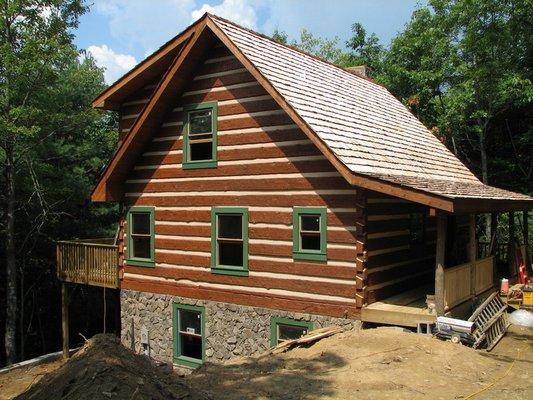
[359,190,436,305]
[118,41,362,318]
[118,81,158,143]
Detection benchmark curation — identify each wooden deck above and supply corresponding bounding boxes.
[361,285,436,328]
[56,240,119,289]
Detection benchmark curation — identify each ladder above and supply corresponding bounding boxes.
[468,292,510,351]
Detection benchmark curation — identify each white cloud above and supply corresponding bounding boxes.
[93,0,195,60]
[86,45,137,84]
[192,0,257,29]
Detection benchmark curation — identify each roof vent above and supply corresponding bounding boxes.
[346,65,367,77]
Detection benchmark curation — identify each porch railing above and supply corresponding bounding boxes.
[477,241,508,264]
[57,240,119,289]
[444,256,494,310]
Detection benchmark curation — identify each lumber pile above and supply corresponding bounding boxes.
[269,326,343,355]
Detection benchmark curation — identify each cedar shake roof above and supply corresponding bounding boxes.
[91,13,532,212]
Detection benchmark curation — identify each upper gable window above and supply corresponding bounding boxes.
[183,102,218,169]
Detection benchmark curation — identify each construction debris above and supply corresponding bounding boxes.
[16,334,207,400]
[469,292,510,351]
[268,326,343,355]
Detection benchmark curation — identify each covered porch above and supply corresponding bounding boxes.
[362,208,531,328]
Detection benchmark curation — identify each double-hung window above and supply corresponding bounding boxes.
[270,317,313,347]
[126,206,155,267]
[292,207,327,261]
[172,304,205,368]
[211,207,249,276]
[183,102,217,169]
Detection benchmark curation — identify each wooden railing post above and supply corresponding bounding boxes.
[435,214,447,316]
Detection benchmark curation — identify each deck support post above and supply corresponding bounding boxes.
[61,281,70,359]
[435,214,447,316]
[468,214,477,296]
[508,211,515,276]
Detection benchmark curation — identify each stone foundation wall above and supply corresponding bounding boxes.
[121,289,361,365]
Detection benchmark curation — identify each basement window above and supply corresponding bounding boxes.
[183,102,218,169]
[270,317,313,347]
[292,207,327,261]
[126,206,155,267]
[173,304,205,368]
[211,207,249,276]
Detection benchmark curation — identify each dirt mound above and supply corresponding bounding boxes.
[17,334,206,400]
[186,326,532,400]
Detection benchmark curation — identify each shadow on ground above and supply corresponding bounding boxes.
[187,350,346,400]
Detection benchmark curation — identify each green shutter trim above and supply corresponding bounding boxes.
[125,206,155,267]
[210,207,249,276]
[292,207,327,261]
[172,303,206,368]
[183,101,218,170]
[270,316,314,348]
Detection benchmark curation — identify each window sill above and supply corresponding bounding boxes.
[125,258,155,267]
[173,356,203,369]
[211,267,249,277]
[292,251,327,262]
[183,160,218,170]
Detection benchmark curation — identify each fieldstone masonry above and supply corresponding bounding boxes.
[121,289,361,365]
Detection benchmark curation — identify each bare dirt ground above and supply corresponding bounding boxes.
[187,325,532,400]
[0,334,206,400]
[1,326,530,400]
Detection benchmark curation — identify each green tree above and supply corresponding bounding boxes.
[0,0,117,364]
[380,0,532,237]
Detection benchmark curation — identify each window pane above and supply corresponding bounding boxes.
[218,215,242,239]
[278,324,309,343]
[132,213,150,234]
[180,334,202,360]
[219,242,243,266]
[301,234,321,251]
[189,142,213,161]
[132,236,151,259]
[189,110,212,134]
[301,215,320,232]
[179,309,202,335]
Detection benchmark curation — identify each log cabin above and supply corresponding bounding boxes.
[57,13,532,367]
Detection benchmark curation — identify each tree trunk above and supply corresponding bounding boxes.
[5,143,18,365]
[479,123,491,241]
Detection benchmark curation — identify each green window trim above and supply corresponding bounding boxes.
[172,303,205,368]
[183,101,218,170]
[270,316,314,348]
[211,207,249,276]
[292,207,327,261]
[126,206,155,267]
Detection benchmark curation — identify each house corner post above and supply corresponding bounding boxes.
[435,214,447,316]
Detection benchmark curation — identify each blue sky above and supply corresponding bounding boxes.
[74,0,426,84]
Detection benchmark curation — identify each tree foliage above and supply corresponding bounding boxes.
[0,0,117,365]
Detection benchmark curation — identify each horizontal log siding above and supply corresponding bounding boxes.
[121,44,362,318]
[358,190,436,306]
[118,81,158,141]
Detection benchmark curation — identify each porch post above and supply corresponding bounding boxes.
[468,214,477,296]
[435,214,447,316]
[491,213,498,286]
[524,210,531,275]
[508,211,515,276]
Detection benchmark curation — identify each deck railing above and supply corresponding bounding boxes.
[57,240,119,289]
[444,256,494,310]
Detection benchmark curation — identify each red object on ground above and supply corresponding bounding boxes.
[516,247,528,285]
